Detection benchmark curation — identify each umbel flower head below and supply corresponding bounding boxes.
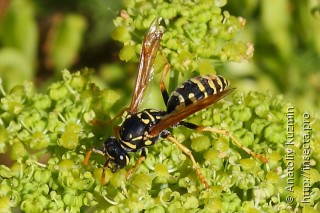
[0,70,319,212]
[0,0,320,211]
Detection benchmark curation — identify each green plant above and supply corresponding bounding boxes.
[0,0,319,212]
[1,70,319,212]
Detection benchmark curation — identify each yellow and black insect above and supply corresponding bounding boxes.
[84,17,268,189]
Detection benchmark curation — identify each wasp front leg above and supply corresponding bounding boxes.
[83,147,109,184]
[125,148,147,179]
[83,147,104,165]
[180,121,268,163]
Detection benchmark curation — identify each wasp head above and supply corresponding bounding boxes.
[103,137,130,172]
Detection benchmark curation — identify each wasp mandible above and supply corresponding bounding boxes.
[84,17,268,189]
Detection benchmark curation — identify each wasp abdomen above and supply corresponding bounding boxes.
[166,75,229,113]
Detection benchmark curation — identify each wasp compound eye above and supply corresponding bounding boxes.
[117,153,129,168]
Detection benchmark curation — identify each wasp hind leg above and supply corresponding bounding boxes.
[160,63,171,105]
[164,134,210,189]
[179,121,268,163]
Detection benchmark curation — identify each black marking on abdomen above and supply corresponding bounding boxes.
[166,75,229,113]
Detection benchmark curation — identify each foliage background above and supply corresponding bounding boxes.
[0,0,319,111]
[0,0,319,212]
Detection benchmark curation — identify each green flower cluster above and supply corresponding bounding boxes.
[0,70,121,212]
[112,0,252,75]
[0,69,319,212]
[0,0,319,211]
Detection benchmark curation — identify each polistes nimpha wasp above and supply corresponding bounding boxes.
[83,17,268,189]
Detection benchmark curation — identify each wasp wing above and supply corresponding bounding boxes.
[148,88,236,137]
[128,17,164,114]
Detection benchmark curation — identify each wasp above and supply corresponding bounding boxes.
[83,17,268,189]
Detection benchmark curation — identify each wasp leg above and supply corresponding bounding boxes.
[83,147,105,165]
[160,63,171,105]
[125,148,147,180]
[90,107,129,126]
[113,126,120,139]
[110,107,129,122]
[180,121,268,163]
[101,160,109,185]
[164,134,210,189]
[83,147,109,184]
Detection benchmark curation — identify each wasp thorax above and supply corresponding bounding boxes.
[118,109,165,151]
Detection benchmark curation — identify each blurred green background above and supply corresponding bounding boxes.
[0,0,319,112]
